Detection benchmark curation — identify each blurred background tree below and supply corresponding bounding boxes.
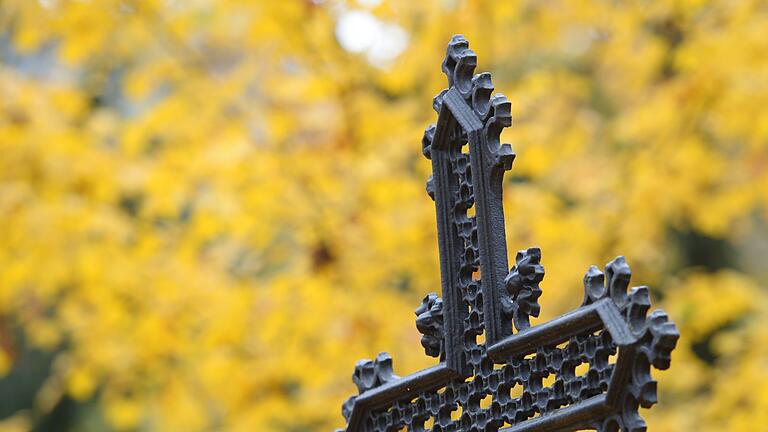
[0,0,767,430]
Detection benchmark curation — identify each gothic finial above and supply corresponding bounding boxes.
[422,124,435,160]
[485,94,515,172]
[442,34,476,95]
[582,265,605,305]
[351,352,399,394]
[606,256,631,307]
[647,310,679,370]
[471,72,494,119]
[340,352,400,427]
[615,306,679,431]
[626,286,651,335]
[581,256,632,308]
[502,247,545,332]
[415,293,445,358]
[340,396,356,423]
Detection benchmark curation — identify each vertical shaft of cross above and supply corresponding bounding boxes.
[441,87,516,346]
[426,100,470,375]
[467,128,513,344]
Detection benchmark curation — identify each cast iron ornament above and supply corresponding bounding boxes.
[337,35,679,432]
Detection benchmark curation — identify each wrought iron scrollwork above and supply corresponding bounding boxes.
[337,35,679,432]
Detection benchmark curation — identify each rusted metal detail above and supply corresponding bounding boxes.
[337,35,679,432]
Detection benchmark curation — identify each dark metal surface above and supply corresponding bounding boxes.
[337,35,679,432]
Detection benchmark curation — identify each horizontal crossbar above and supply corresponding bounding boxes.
[345,363,460,431]
[487,299,636,361]
[499,394,613,432]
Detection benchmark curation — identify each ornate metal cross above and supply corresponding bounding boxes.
[337,35,679,432]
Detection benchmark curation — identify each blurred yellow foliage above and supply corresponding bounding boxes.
[0,0,767,431]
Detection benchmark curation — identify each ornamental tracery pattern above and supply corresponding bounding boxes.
[338,35,678,432]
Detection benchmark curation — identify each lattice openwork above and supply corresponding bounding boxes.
[337,35,679,432]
